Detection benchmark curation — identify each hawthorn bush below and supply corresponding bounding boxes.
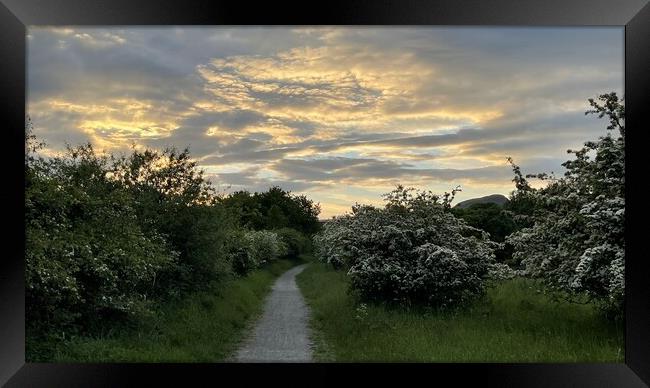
[506,92,625,317]
[228,229,288,276]
[245,230,288,266]
[25,141,177,336]
[274,227,311,259]
[25,126,239,339]
[227,230,256,276]
[314,186,497,308]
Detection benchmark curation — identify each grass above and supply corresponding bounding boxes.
[296,260,624,362]
[37,259,300,362]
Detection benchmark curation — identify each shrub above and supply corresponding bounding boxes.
[487,262,517,281]
[25,129,236,340]
[506,92,625,316]
[111,147,236,294]
[245,230,287,265]
[314,186,497,308]
[227,229,257,276]
[274,227,311,259]
[152,203,234,295]
[452,203,518,264]
[228,229,287,275]
[25,143,177,336]
[313,219,350,270]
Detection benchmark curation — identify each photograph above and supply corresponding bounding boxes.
[24,26,627,364]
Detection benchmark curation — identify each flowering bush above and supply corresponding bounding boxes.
[226,230,256,276]
[274,227,311,259]
[487,262,517,281]
[228,229,288,275]
[314,186,497,308]
[506,92,625,315]
[24,120,306,354]
[245,230,288,265]
[24,127,237,342]
[25,142,177,333]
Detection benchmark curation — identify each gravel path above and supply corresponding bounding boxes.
[233,263,313,362]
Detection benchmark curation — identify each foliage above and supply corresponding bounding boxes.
[111,147,235,294]
[25,124,241,341]
[503,157,539,230]
[245,230,288,266]
[26,140,177,336]
[314,185,497,308]
[226,230,257,276]
[30,260,296,362]
[451,203,516,243]
[274,227,312,259]
[220,186,321,235]
[506,92,625,316]
[228,229,288,276]
[26,116,322,346]
[451,203,517,264]
[218,190,264,229]
[487,262,518,281]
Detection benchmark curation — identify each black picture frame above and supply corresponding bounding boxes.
[1,0,648,386]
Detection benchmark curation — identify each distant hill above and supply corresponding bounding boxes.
[454,194,509,209]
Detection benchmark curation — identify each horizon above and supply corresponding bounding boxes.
[27,26,623,218]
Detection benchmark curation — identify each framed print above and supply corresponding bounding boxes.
[1,0,649,386]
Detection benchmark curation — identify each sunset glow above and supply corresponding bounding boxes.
[27,27,623,218]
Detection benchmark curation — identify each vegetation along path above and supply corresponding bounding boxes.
[233,263,313,362]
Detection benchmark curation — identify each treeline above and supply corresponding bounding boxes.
[25,124,320,343]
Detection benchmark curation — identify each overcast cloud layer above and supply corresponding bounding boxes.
[27,27,623,218]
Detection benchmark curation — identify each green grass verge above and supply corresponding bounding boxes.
[296,261,624,362]
[37,259,299,362]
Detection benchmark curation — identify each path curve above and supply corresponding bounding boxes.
[233,263,313,362]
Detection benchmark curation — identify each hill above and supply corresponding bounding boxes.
[454,194,509,209]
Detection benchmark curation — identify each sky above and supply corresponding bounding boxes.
[27,27,623,218]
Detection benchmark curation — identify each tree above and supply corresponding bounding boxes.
[111,147,235,292]
[220,190,264,229]
[451,203,517,243]
[220,186,321,235]
[266,204,288,229]
[506,92,625,317]
[503,157,538,229]
[452,203,517,264]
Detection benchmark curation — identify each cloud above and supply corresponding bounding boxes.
[208,168,322,194]
[27,26,624,217]
[272,157,514,184]
[202,147,298,165]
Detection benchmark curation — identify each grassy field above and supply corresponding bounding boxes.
[32,259,299,362]
[296,261,624,362]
